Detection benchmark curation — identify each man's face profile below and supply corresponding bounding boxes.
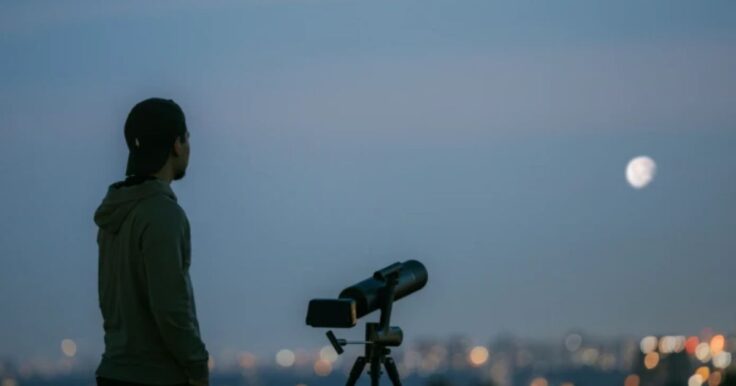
[173,131,190,181]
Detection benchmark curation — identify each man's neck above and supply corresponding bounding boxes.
[122,175,158,187]
[151,169,173,185]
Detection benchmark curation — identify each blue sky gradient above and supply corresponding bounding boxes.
[1,0,735,361]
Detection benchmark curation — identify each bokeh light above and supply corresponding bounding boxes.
[696,343,712,362]
[468,346,489,367]
[276,349,295,367]
[674,336,687,353]
[686,337,701,355]
[710,335,725,355]
[529,377,548,386]
[644,352,659,370]
[640,336,658,354]
[565,334,582,352]
[624,374,640,386]
[314,359,332,376]
[658,336,686,353]
[709,371,723,386]
[659,336,674,353]
[581,348,599,366]
[689,374,704,386]
[60,339,77,358]
[713,352,732,369]
[239,352,256,369]
[696,366,711,380]
[319,346,338,363]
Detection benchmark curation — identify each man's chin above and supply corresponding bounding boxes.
[173,170,186,181]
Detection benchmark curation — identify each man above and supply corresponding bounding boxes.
[94,98,209,386]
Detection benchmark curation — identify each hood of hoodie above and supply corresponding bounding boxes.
[94,178,177,234]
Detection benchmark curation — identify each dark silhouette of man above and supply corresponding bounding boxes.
[94,98,209,386]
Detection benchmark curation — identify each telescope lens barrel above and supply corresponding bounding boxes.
[338,260,428,318]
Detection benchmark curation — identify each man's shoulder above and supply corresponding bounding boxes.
[135,194,188,226]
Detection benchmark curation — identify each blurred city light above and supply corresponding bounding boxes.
[580,348,599,366]
[696,343,712,362]
[468,346,489,367]
[1,330,734,385]
[696,366,710,380]
[640,336,657,354]
[313,359,332,376]
[709,371,723,386]
[275,349,295,367]
[624,374,640,386]
[689,374,704,386]
[644,352,659,369]
[60,339,76,358]
[319,345,338,363]
[686,336,701,355]
[238,352,256,369]
[711,335,726,355]
[713,352,732,369]
[529,377,548,386]
[564,334,582,352]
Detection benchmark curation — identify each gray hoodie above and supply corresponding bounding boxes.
[94,177,208,384]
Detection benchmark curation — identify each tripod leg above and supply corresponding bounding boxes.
[346,356,367,386]
[370,358,382,386]
[383,356,402,386]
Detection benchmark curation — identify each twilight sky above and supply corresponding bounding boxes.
[1,0,735,363]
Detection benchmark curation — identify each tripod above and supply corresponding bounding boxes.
[326,266,405,386]
[344,322,402,386]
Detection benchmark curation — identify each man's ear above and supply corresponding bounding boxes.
[172,137,184,157]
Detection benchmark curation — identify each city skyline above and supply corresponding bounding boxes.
[1,329,733,386]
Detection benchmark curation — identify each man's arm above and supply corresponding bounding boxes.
[141,203,209,384]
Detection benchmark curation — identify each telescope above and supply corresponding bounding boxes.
[306,260,428,386]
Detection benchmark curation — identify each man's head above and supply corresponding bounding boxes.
[124,98,190,181]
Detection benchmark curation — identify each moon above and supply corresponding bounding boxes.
[626,156,656,189]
